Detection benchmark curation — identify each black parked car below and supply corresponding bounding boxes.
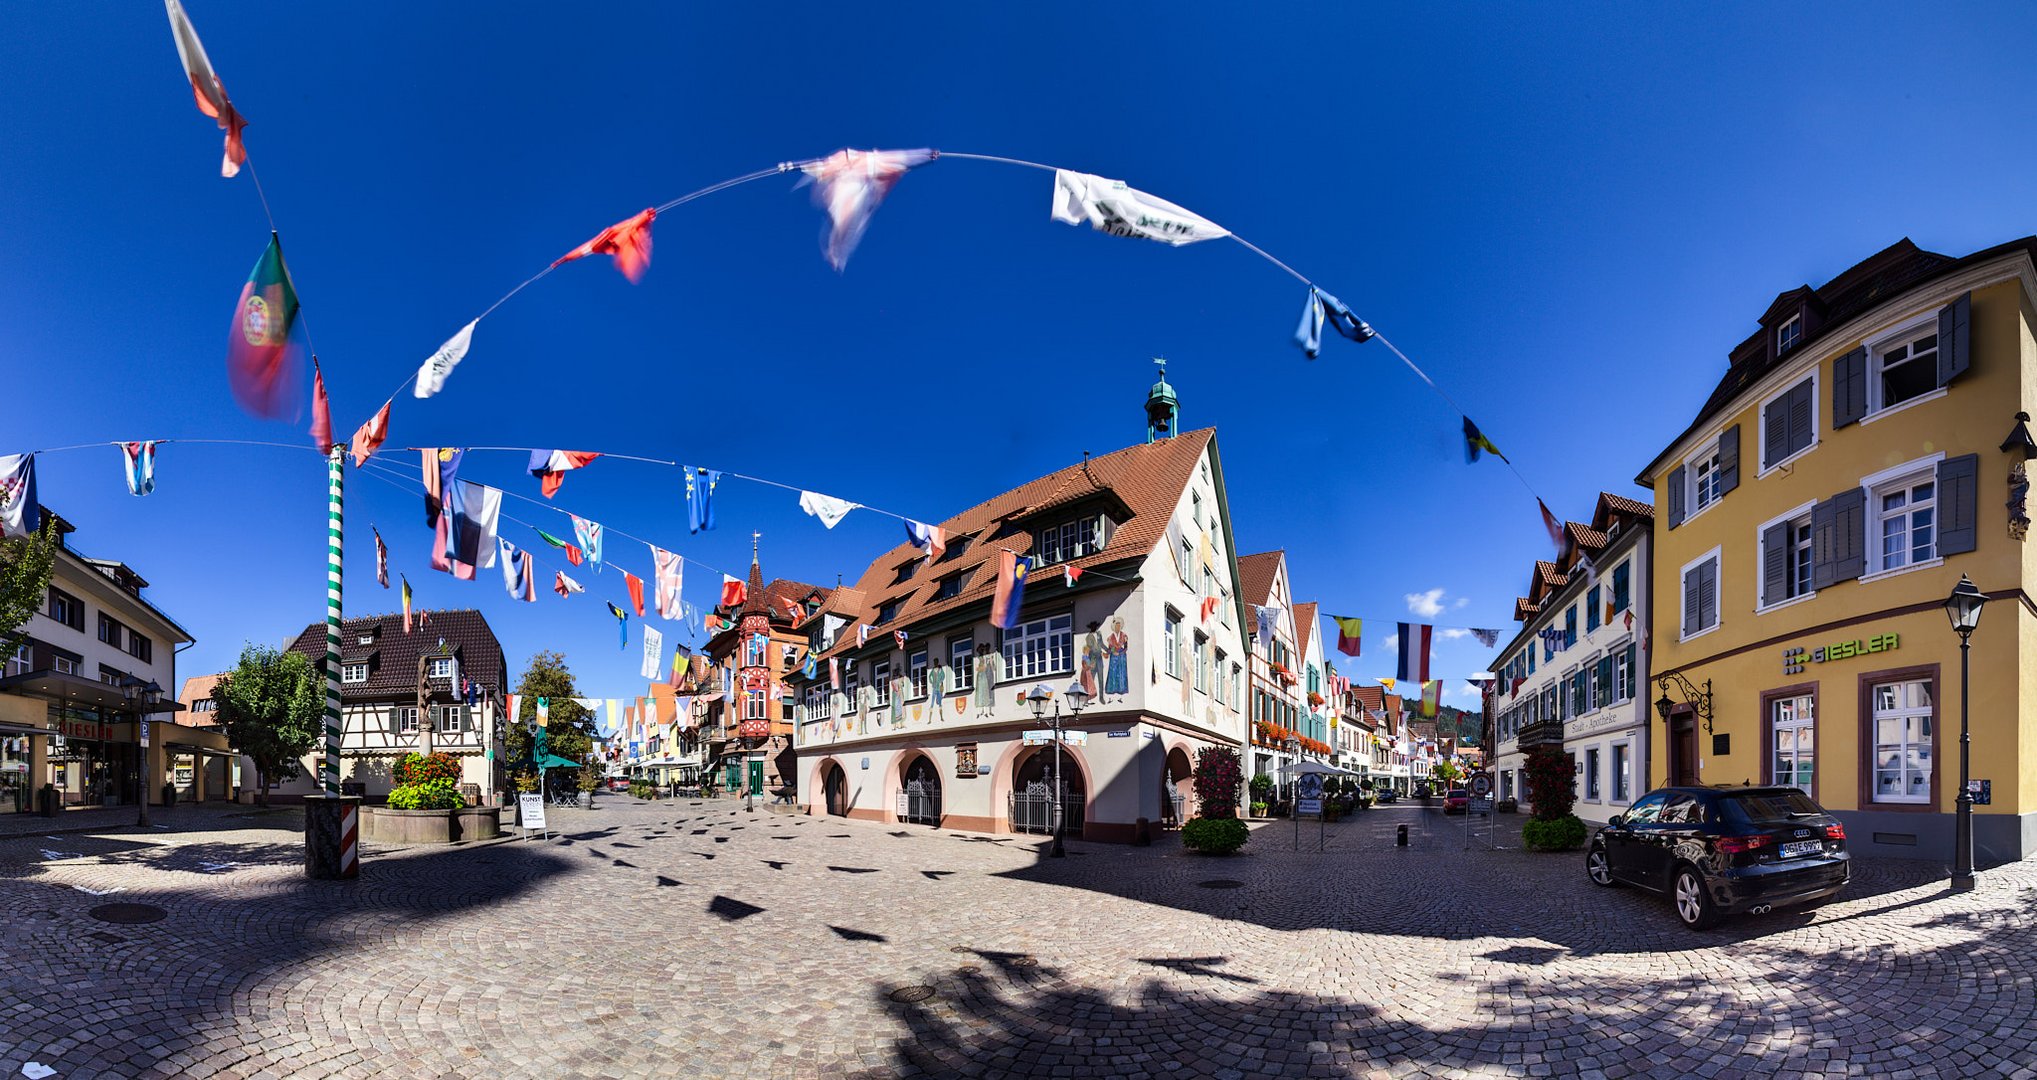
[1373,788,1398,804]
[1585,785,1849,929]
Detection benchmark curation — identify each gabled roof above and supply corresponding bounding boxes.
[1351,684,1386,713]
[1595,493,1654,523]
[819,430,1216,656]
[285,609,506,699]
[1236,551,1283,607]
[1291,602,1317,661]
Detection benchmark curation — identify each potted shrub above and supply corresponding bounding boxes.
[1247,774,1273,811]
[1495,797,1519,814]
[1519,745,1586,851]
[1181,816,1249,854]
[1185,747,1250,854]
[1249,800,1269,817]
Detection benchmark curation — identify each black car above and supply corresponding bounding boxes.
[1373,788,1398,804]
[1585,785,1849,929]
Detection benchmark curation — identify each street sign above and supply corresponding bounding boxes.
[1060,730,1088,746]
[1022,730,1055,746]
[1469,773,1492,798]
[139,719,150,749]
[518,793,547,832]
[1296,798,1323,816]
[1969,779,1992,805]
[1469,796,1494,814]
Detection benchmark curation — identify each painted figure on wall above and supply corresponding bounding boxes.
[857,684,873,736]
[929,662,950,716]
[1104,617,1130,701]
[1178,639,1192,712]
[890,675,908,727]
[1079,623,1103,700]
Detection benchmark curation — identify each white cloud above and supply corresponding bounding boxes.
[1438,627,1470,640]
[1453,597,1471,609]
[1380,632,1401,650]
[1405,589,1446,618]
[1445,683,1480,699]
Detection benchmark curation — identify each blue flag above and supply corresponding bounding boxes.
[1293,287,1375,360]
[607,602,629,649]
[685,466,720,533]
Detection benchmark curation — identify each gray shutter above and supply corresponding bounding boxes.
[1835,489,1866,582]
[1683,562,1701,634]
[1698,558,1718,630]
[1763,391,1790,468]
[1833,347,1868,428]
[1717,426,1740,495]
[1787,379,1815,459]
[1938,291,1971,387]
[1596,656,1614,706]
[1666,464,1686,529]
[1760,521,1789,606]
[1938,453,1980,556]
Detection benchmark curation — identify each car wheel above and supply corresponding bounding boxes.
[1672,866,1720,930]
[1586,845,1618,887]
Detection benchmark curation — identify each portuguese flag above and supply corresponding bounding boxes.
[227,232,299,419]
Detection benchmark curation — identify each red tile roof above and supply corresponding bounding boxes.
[819,430,1216,656]
[1291,601,1317,660]
[1236,551,1283,607]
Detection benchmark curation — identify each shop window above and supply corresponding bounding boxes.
[1869,679,1933,804]
[1585,748,1601,801]
[1771,694,1814,793]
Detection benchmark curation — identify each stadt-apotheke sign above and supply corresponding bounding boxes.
[1782,633,1899,676]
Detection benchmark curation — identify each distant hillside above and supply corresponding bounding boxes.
[1398,698,1482,747]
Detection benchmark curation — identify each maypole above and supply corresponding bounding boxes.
[323,443,344,794]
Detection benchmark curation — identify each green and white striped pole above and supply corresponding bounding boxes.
[323,444,343,796]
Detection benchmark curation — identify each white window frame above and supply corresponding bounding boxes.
[872,660,892,706]
[949,638,975,692]
[908,648,928,699]
[1775,312,1802,354]
[1866,467,1940,580]
[341,662,369,685]
[427,657,455,680]
[396,706,420,735]
[1609,638,1636,705]
[435,704,466,735]
[1869,679,1933,805]
[744,688,768,721]
[1000,612,1074,681]
[1609,739,1633,802]
[52,655,78,676]
[1679,546,1723,642]
[1771,693,1814,793]
[357,634,374,646]
[1582,653,1603,714]
[1162,610,1181,679]
[1756,372,1819,477]
[1584,745,1602,802]
[1865,311,1945,420]
[1686,447,1724,520]
[1192,631,1209,693]
[1754,500,1821,614]
[6,642,30,677]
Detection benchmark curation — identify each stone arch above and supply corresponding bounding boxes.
[990,739,1095,838]
[890,747,943,827]
[1162,743,1197,824]
[806,757,850,818]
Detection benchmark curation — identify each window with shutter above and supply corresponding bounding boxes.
[1761,377,1817,468]
[1833,347,1868,428]
[1716,426,1740,496]
[1937,292,1970,387]
[1937,453,1979,556]
[1681,550,1720,638]
[1666,464,1686,529]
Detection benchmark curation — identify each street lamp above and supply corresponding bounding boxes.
[1944,574,1986,892]
[1026,682,1091,858]
[121,677,162,827]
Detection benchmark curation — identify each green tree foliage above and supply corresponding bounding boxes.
[503,651,597,788]
[0,520,60,663]
[1431,760,1464,784]
[213,643,322,805]
[1181,816,1249,854]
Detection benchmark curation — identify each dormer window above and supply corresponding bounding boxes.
[1033,515,1109,566]
[874,599,902,625]
[1776,312,1802,355]
[427,657,455,680]
[934,569,973,601]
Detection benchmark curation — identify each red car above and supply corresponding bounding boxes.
[1442,789,1470,814]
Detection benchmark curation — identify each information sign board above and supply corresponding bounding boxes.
[518,793,547,831]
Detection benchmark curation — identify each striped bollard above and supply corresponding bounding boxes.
[306,445,360,879]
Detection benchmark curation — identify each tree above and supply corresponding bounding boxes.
[213,643,322,805]
[1431,760,1464,784]
[0,520,60,663]
[503,651,598,792]
[1521,744,1577,821]
[1192,746,1242,819]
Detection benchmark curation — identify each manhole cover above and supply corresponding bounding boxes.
[1009,956,1039,969]
[89,903,166,924]
[957,965,981,974]
[1197,880,1245,889]
[889,985,937,1003]
[949,945,972,953]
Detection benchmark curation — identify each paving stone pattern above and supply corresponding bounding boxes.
[0,801,2032,1079]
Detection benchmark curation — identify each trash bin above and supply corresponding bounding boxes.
[162,782,177,808]
[38,784,58,818]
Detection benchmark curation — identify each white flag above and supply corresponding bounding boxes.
[413,320,477,399]
[1050,170,1230,246]
[0,454,38,539]
[798,490,859,529]
[641,625,664,680]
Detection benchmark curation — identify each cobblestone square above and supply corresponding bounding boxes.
[2,801,2031,1079]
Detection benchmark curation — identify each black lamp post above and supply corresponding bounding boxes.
[1026,682,1091,857]
[1944,574,1986,892]
[121,677,162,827]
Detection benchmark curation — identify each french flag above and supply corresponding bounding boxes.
[1396,623,1431,682]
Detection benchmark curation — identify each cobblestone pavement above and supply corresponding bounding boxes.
[1,801,2033,1080]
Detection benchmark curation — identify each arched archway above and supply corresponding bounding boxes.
[814,759,848,818]
[1009,744,1087,835]
[1162,745,1195,826]
[898,753,942,826]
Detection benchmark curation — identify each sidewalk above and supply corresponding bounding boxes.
[0,801,289,840]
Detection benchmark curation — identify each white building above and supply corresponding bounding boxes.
[792,378,1255,840]
[1489,493,1655,823]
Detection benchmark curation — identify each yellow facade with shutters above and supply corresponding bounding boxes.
[1638,238,2037,865]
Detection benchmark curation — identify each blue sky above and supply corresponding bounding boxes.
[5,3,2036,704]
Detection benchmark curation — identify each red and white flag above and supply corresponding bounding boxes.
[350,398,391,467]
[308,363,332,450]
[720,573,746,608]
[1063,565,1082,587]
[554,209,656,282]
[799,149,938,271]
[373,528,389,589]
[622,570,646,618]
[650,546,684,620]
[163,0,247,178]
[554,570,584,598]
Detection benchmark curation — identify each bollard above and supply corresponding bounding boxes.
[1397,823,1409,847]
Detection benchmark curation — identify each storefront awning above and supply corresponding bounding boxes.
[0,670,187,714]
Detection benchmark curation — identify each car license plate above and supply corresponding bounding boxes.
[1781,840,1822,859]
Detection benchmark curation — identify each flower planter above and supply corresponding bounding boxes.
[362,805,501,845]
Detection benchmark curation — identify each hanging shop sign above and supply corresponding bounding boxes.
[1782,633,1899,676]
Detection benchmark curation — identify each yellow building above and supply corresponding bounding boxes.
[1638,236,2037,867]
